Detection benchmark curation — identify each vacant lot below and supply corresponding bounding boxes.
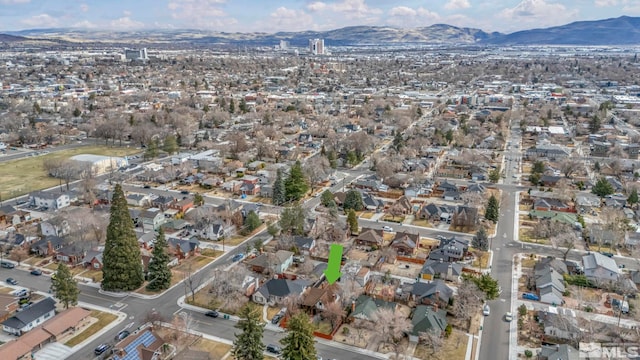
[0,146,139,199]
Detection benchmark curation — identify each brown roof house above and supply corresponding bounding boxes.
[246,250,294,275]
[112,327,166,360]
[355,228,384,248]
[390,232,420,255]
[300,286,340,315]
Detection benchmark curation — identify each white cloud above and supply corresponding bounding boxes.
[80,4,89,12]
[498,0,578,30]
[594,0,618,6]
[0,0,30,4]
[388,6,440,27]
[109,16,144,29]
[306,0,381,19]
[123,10,132,17]
[266,6,315,32]
[21,13,59,28]
[167,0,233,29]
[72,20,96,28]
[307,1,327,12]
[444,0,471,10]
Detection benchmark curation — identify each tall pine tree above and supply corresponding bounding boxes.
[284,160,309,202]
[280,312,317,360]
[102,184,144,291]
[232,304,265,360]
[146,228,172,291]
[272,169,286,206]
[51,263,79,309]
[485,195,500,223]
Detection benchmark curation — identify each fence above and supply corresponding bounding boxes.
[396,256,426,265]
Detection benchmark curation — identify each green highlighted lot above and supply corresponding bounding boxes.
[0,146,140,200]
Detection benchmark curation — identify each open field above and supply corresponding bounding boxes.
[65,310,118,347]
[0,146,140,200]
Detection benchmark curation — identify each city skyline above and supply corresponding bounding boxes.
[0,0,638,34]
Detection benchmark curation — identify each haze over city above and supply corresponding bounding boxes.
[1,0,639,33]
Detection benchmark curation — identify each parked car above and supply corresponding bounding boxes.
[13,289,27,297]
[266,344,282,354]
[30,269,42,276]
[116,330,130,341]
[205,310,219,318]
[181,190,190,194]
[382,226,394,232]
[600,252,614,258]
[271,314,283,324]
[232,253,244,262]
[143,185,151,189]
[94,344,111,356]
[483,304,490,316]
[0,261,15,269]
[6,278,18,285]
[522,293,540,301]
[504,312,513,322]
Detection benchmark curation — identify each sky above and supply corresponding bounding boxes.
[0,0,638,34]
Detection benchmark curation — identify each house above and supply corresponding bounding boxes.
[300,287,340,314]
[126,193,151,207]
[2,297,56,335]
[466,183,486,194]
[534,257,568,277]
[451,205,479,228]
[420,260,463,282]
[293,236,316,255]
[168,198,194,214]
[390,232,419,255]
[30,192,70,210]
[428,236,469,262]
[246,250,294,275]
[41,307,91,341]
[197,222,226,241]
[410,280,454,308]
[418,203,454,222]
[537,344,579,360]
[350,294,397,321]
[575,192,601,211]
[583,252,619,283]
[141,208,165,232]
[167,237,200,260]
[82,249,104,270]
[390,196,413,215]
[361,192,384,211]
[533,198,572,212]
[112,327,165,360]
[30,236,65,257]
[535,267,565,305]
[252,278,309,306]
[540,175,562,187]
[355,228,384,248]
[152,196,175,210]
[40,220,70,237]
[536,307,579,341]
[55,244,86,266]
[408,305,448,343]
[0,338,33,360]
[0,294,20,322]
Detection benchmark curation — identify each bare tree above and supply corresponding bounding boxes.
[551,230,579,261]
[452,280,484,327]
[183,264,204,303]
[43,158,81,191]
[560,159,582,178]
[10,246,29,265]
[419,329,444,355]
[304,156,331,191]
[322,301,346,329]
[227,132,249,160]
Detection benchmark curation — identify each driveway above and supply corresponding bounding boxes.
[34,342,72,360]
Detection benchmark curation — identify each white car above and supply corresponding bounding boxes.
[504,312,513,322]
[483,304,490,316]
[382,226,394,232]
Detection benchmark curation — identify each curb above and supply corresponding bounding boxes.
[69,301,128,352]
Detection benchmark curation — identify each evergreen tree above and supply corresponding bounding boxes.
[343,190,364,211]
[229,98,236,114]
[73,108,82,117]
[327,150,337,169]
[146,228,172,291]
[589,115,602,134]
[144,139,159,160]
[284,161,309,202]
[592,177,614,198]
[50,263,79,309]
[320,190,336,208]
[272,169,286,206]
[239,98,248,113]
[629,188,639,207]
[278,205,306,236]
[232,304,265,360]
[347,209,358,234]
[531,161,545,174]
[102,184,144,291]
[485,195,499,223]
[194,193,204,206]
[162,134,178,154]
[472,227,489,251]
[280,312,317,360]
[244,211,262,233]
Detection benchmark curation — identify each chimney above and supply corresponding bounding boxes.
[352,300,356,313]
[47,240,53,256]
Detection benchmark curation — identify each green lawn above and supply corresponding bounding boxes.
[0,145,140,200]
[65,310,118,347]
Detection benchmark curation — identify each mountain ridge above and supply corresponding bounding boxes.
[2,16,639,46]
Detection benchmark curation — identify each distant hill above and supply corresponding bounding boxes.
[5,16,640,47]
[485,16,640,45]
[0,33,28,42]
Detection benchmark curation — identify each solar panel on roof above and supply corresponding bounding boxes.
[113,331,156,360]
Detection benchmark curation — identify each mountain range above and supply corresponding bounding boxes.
[3,16,640,47]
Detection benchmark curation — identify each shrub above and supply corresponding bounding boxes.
[518,304,527,317]
[524,349,533,358]
[444,324,453,338]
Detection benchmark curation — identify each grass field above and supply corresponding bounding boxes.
[65,310,118,347]
[192,338,232,359]
[0,146,140,200]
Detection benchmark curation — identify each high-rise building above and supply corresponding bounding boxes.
[124,48,148,61]
[279,40,290,50]
[309,39,324,55]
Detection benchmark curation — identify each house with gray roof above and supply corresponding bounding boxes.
[538,344,579,360]
[252,278,309,306]
[410,280,454,308]
[535,267,565,305]
[420,260,463,282]
[2,297,56,335]
[350,294,397,321]
[408,305,447,343]
[536,307,579,341]
[583,252,619,283]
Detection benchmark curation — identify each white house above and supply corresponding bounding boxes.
[30,192,70,210]
[2,297,56,335]
[141,208,165,232]
[583,252,619,283]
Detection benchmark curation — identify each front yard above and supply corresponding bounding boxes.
[65,310,118,347]
[414,330,468,360]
